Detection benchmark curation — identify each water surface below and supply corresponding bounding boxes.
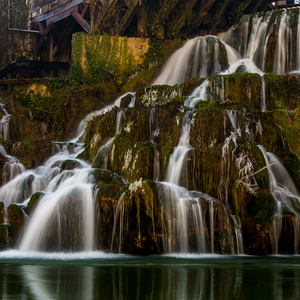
[0,251,300,299]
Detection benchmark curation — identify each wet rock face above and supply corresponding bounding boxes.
[82,72,300,255]
[8,204,25,247]
[25,192,45,215]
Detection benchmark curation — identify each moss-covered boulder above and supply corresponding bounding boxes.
[96,179,162,255]
[108,135,154,183]
[7,204,25,246]
[25,192,45,215]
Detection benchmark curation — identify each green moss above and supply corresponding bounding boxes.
[252,146,269,189]
[12,79,116,141]
[109,135,154,183]
[26,192,45,215]
[8,204,25,246]
[82,109,117,162]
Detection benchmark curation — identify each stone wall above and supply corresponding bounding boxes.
[70,32,150,82]
[0,0,33,69]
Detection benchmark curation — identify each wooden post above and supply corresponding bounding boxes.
[50,34,54,77]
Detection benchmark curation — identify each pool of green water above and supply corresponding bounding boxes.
[0,251,299,299]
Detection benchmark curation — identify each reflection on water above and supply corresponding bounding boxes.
[0,256,300,299]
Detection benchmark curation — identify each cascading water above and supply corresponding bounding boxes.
[2,7,300,257]
[0,100,10,140]
[258,145,300,254]
[0,144,25,186]
[149,108,160,182]
[153,36,231,86]
[165,113,193,186]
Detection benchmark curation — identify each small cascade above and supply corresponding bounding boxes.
[0,144,26,186]
[165,113,193,186]
[153,36,231,85]
[19,173,95,251]
[185,80,209,108]
[210,200,215,254]
[158,183,203,253]
[0,100,10,140]
[92,110,124,169]
[71,92,135,142]
[258,145,300,254]
[110,193,125,253]
[232,215,244,255]
[149,108,160,182]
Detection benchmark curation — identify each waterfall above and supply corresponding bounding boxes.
[110,193,125,253]
[154,8,300,88]
[153,36,233,86]
[165,113,192,185]
[149,108,160,182]
[92,110,124,169]
[0,100,11,140]
[258,145,300,254]
[0,144,26,186]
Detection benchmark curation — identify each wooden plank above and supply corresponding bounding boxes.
[171,0,198,33]
[186,0,216,34]
[96,0,118,32]
[46,5,78,25]
[32,0,83,22]
[81,4,88,17]
[52,21,76,57]
[118,0,140,35]
[35,21,53,56]
[71,11,91,33]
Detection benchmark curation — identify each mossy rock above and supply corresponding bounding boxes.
[242,190,274,255]
[135,84,184,107]
[0,226,8,249]
[120,94,132,108]
[8,204,25,246]
[25,192,45,215]
[52,159,82,170]
[0,202,4,224]
[95,182,128,251]
[181,77,204,96]
[109,180,161,255]
[108,135,154,183]
[89,169,125,184]
[95,180,163,255]
[1,138,53,169]
[81,109,117,162]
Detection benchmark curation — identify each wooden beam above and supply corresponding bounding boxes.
[71,11,91,33]
[52,21,76,57]
[35,21,53,56]
[118,0,140,36]
[213,0,234,29]
[171,0,198,33]
[149,0,180,35]
[81,3,88,17]
[186,0,216,34]
[96,0,118,32]
[32,0,83,22]
[46,5,78,25]
[257,0,274,11]
[245,0,264,14]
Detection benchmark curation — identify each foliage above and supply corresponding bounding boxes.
[228,0,245,25]
[12,77,114,140]
[70,33,136,84]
